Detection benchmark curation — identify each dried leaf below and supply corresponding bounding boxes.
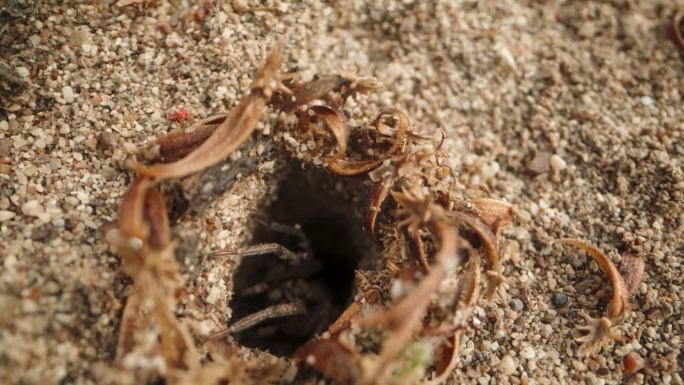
[556,239,628,321]
[556,239,629,355]
[310,105,348,158]
[673,11,684,49]
[133,44,286,179]
[152,114,227,163]
[143,189,171,250]
[295,338,362,385]
[365,175,395,242]
[619,253,644,297]
[426,332,461,385]
[327,109,408,176]
[451,211,503,301]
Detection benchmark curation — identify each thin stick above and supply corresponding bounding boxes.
[206,302,307,340]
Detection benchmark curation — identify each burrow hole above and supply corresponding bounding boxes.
[228,165,379,357]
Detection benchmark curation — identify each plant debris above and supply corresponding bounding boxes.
[555,239,630,356]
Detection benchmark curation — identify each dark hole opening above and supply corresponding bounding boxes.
[228,165,378,357]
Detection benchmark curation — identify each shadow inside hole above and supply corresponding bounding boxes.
[229,166,378,357]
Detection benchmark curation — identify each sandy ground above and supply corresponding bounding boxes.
[1,1,683,384]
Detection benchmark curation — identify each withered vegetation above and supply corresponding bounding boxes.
[105,43,634,384]
[554,239,635,356]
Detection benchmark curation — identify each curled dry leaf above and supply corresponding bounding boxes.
[327,108,408,176]
[673,11,684,49]
[111,176,199,371]
[555,238,629,356]
[451,211,504,302]
[425,332,461,385]
[294,338,362,385]
[365,175,395,242]
[619,253,645,297]
[133,44,287,179]
[147,114,228,163]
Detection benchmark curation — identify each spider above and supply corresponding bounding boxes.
[208,217,344,357]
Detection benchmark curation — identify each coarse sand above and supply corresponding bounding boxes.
[0,1,683,384]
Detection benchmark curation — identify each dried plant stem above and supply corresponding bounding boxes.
[360,219,459,384]
[555,238,629,355]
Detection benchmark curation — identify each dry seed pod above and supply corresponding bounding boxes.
[555,239,629,356]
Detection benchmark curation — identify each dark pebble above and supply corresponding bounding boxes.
[596,367,610,376]
[509,298,524,311]
[551,292,569,307]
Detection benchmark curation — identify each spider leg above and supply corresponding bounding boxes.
[212,242,305,262]
[206,301,307,340]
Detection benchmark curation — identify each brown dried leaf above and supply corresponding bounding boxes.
[117,176,151,241]
[151,114,227,163]
[310,105,348,158]
[619,253,645,297]
[281,75,347,112]
[556,239,629,356]
[556,239,628,321]
[133,44,285,179]
[295,338,362,385]
[143,189,171,251]
[365,175,394,242]
[426,332,462,385]
[673,11,684,49]
[327,109,408,176]
[451,211,503,301]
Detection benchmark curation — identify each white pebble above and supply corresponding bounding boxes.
[21,200,44,216]
[0,210,16,222]
[16,67,30,78]
[520,345,536,359]
[499,354,516,375]
[550,154,567,171]
[481,161,500,179]
[62,86,75,103]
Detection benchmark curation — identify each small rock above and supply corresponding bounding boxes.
[509,298,524,311]
[550,154,567,171]
[526,151,551,175]
[97,131,118,150]
[551,292,569,307]
[15,67,30,78]
[62,86,75,103]
[22,200,44,216]
[500,354,516,375]
[520,346,536,360]
[0,210,15,222]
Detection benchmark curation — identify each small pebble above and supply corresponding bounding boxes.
[509,298,524,311]
[0,210,16,222]
[62,86,75,103]
[21,200,44,216]
[97,132,118,150]
[551,292,569,307]
[520,346,536,359]
[526,151,551,175]
[16,67,30,78]
[499,354,516,375]
[550,154,567,171]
